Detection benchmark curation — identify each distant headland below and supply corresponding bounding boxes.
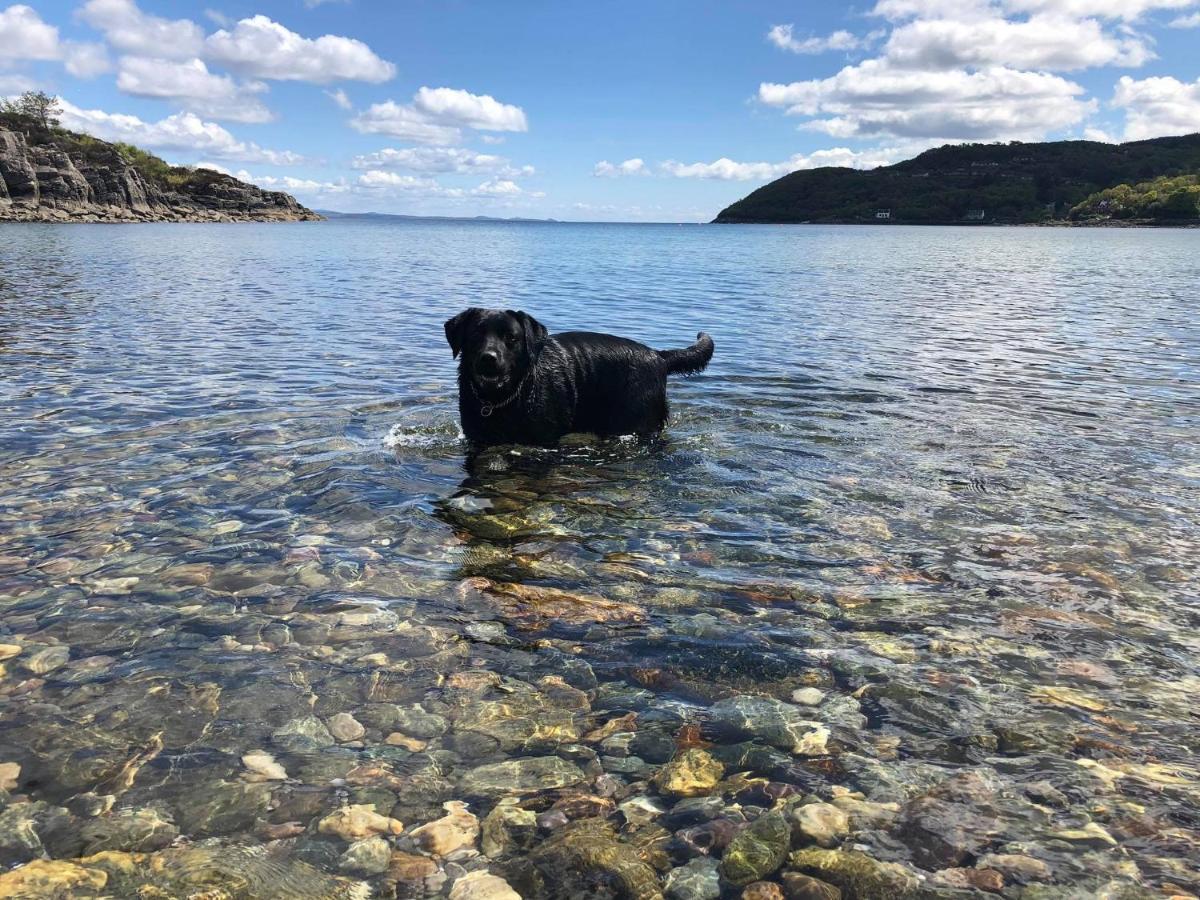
[714,133,1200,227]
[0,94,318,224]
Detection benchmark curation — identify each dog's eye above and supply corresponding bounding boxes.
[506,334,519,345]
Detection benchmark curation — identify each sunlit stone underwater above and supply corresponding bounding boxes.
[1,220,1198,898]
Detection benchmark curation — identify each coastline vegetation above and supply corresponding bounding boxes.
[714,134,1200,226]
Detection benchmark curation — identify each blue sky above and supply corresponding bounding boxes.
[3,0,1199,221]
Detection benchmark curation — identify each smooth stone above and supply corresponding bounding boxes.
[0,860,108,896]
[653,749,725,798]
[789,803,849,849]
[787,849,919,899]
[665,857,721,900]
[1049,822,1118,847]
[272,716,335,751]
[460,757,586,797]
[339,836,392,875]
[791,689,825,706]
[742,882,786,900]
[412,800,480,856]
[0,762,20,792]
[79,806,178,853]
[389,849,440,881]
[449,870,522,900]
[242,750,287,781]
[481,800,538,857]
[531,818,663,900]
[20,645,69,674]
[327,712,366,742]
[317,804,404,840]
[0,644,21,661]
[621,796,668,828]
[386,732,428,751]
[975,853,1051,884]
[780,872,843,900]
[930,867,1004,892]
[721,812,791,887]
[709,697,829,756]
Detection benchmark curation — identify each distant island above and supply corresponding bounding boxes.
[0,92,318,224]
[714,133,1200,226]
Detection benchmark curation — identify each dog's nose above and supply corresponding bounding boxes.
[477,351,500,374]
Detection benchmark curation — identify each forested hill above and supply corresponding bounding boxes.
[713,134,1200,225]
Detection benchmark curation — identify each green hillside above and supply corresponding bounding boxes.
[713,134,1200,225]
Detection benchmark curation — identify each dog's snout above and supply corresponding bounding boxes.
[477,351,500,374]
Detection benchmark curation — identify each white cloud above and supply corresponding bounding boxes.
[349,100,463,144]
[883,14,1152,70]
[203,9,231,27]
[351,146,533,176]
[356,170,450,192]
[768,24,873,54]
[1000,0,1198,21]
[350,87,528,144]
[0,5,110,77]
[115,56,272,123]
[1112,74,1200,140]
[660,146,908,180]
[480,134,506,145]
[78,0,205,60]
[58,98,304,165]
[1169,11,1200,25]
[0,72,37,93]
[205,14,395,83]
[325,87,352,109]
[473,178,522,197]
[593,158,649,177]
[760,60,1094,141]
[304,0,349,6]
[412,86,528,132]
[1083,126,1116,142]
[1,4,60,59]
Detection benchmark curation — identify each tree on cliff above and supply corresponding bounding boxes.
[0,91,62,130]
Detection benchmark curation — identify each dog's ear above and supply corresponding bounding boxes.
[509,310,548,357]
[444,308,481,358]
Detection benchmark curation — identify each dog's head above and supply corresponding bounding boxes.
[444,307,548,399]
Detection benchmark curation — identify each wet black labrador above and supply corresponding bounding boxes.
[444,307,713,446]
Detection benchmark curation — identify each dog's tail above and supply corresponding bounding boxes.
[658,332,714,376]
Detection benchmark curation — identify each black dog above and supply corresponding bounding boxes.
[444,307,713,446]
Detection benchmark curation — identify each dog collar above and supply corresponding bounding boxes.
[470,371,529,417]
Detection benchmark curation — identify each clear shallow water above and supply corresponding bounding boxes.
[1,220,1198,898]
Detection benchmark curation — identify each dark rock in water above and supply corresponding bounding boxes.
[530,817,664,900]
[79,805,179,853]
[664,796,727,829]
[0,123,321,223]
[787,848,918,899]
[720,812,791,887]
[708,697,829,756]
[780,872,843,900]
[482,800,539,857]
[674,818,742,858]
[0,800,78,865]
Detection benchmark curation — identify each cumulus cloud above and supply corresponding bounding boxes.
[768,24,873,54]
[593,158,649,177]
[883,14,1152,70]
[760,60,1094,141]
[58,99,304,165]
[1169,11,1200,25]
[115,56,272,123]
[78,0,205,60]
[351,146,533,177]
[351,87,528,144]
[660,146,910,180]
[205,14,395,83]
[412,87,528,131]
[1112,74,1200,140]
[0,4,110,76]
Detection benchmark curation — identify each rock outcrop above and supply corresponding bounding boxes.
[0,126,320,224]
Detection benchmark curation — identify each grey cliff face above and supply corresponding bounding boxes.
[0,126,321,224]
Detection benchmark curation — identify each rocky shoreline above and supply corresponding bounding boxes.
[0,127,320,224]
